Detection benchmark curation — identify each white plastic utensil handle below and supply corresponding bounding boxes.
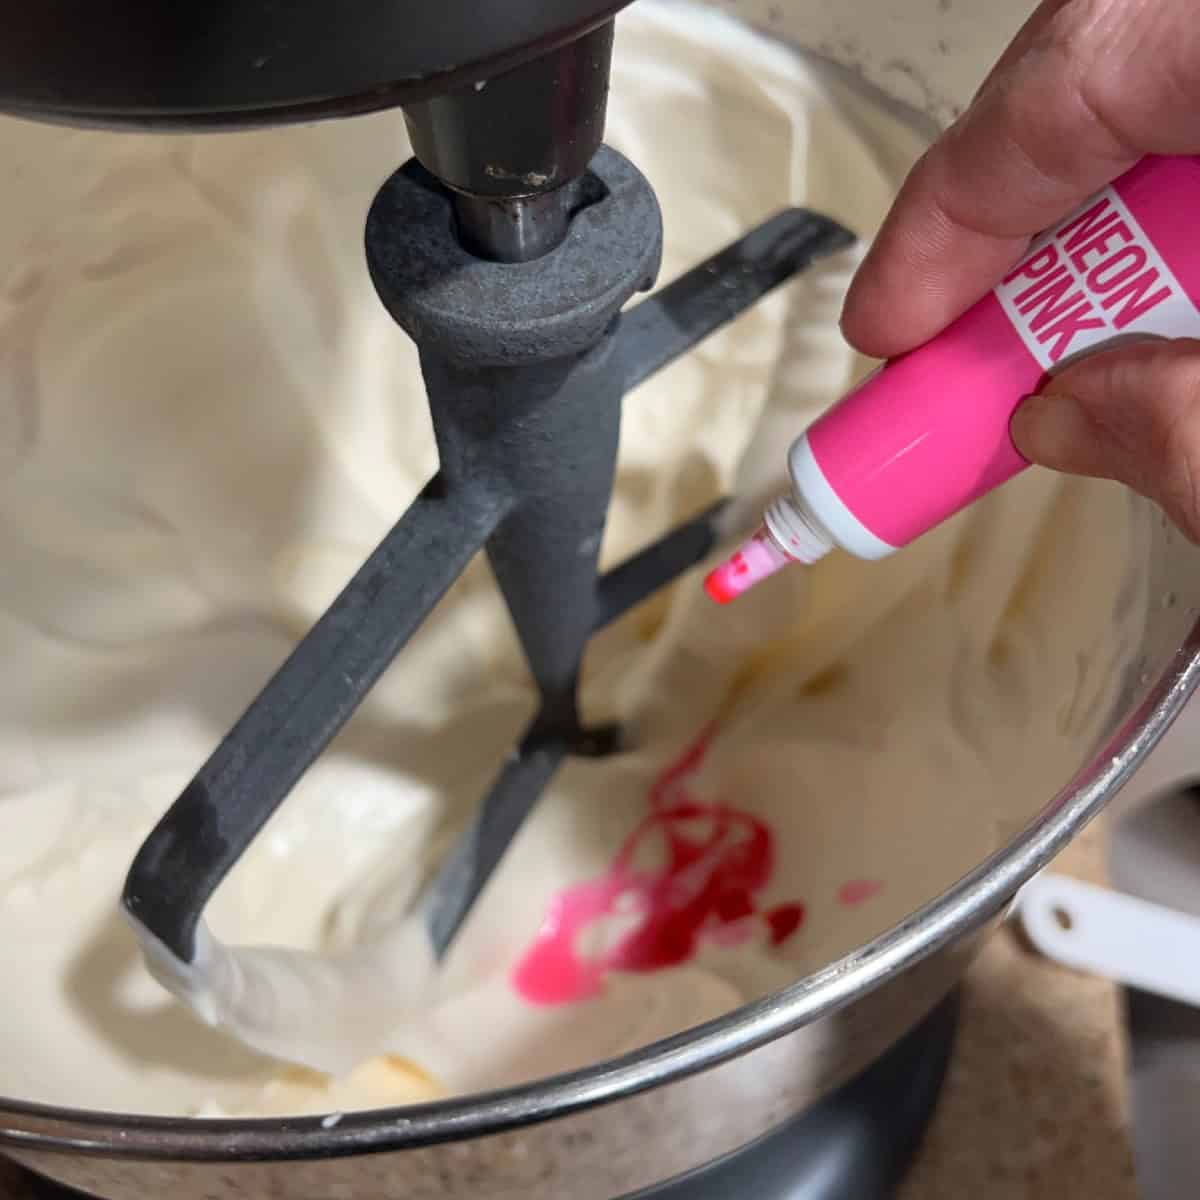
[1018,873,1200,1009]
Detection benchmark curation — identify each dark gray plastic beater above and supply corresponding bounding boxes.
[100,21,856,967]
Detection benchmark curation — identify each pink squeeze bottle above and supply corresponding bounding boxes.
[705,155,1200,605]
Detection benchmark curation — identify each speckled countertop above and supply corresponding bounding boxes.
[0,818,1136,1200]
[901,815,1137,1199]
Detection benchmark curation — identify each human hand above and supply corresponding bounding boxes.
[840,0,1200,539]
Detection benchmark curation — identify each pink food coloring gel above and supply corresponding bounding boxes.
[513,727,807,1006]
[705,154,1200,603]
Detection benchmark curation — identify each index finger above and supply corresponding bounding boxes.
[840,0,1200,359]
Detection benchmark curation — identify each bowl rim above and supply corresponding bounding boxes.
[0,9,1189,1164]
[2,621,1196,1162]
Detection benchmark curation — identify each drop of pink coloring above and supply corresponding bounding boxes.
[837,879,884,907]
[512,727,807,1006]
[765,903,806,946]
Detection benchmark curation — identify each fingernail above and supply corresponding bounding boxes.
[1010,392,1086,469]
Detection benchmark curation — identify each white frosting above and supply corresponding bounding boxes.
[0,1,1145,1117]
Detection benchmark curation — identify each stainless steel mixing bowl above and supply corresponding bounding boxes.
[4,1,1198,1197]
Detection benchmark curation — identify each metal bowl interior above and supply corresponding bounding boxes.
[2,501,1197,1199]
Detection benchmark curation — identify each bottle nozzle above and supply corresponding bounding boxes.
[703,527,793,605]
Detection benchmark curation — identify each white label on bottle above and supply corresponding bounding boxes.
[994,185,1200,371]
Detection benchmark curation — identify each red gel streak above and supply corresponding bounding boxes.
[513,728,805,1006]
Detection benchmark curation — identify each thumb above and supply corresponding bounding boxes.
[1010,338,1200,544]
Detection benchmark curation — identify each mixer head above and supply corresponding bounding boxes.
[2,0,618,265]
[2,5,856,1013]
[0,0,633,129]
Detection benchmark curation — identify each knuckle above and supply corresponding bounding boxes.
[1073,0,1200,153]
[1068,1,1156,153]
[1074,66,1139,158]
